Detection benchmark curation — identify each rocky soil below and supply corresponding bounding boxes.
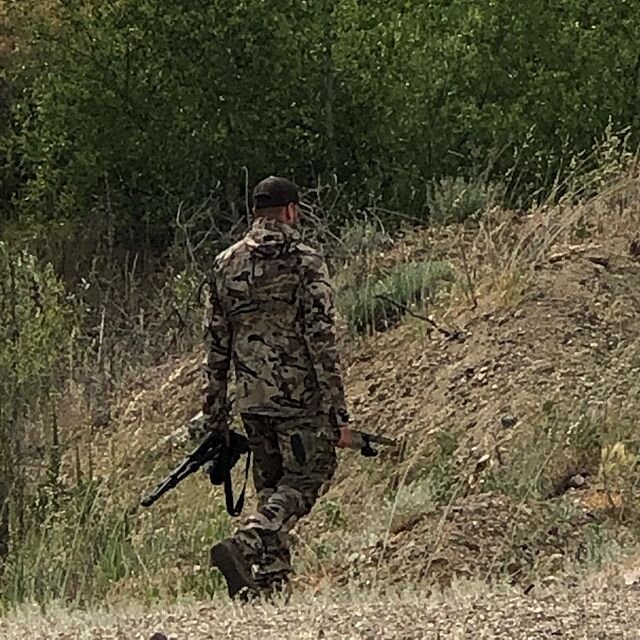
[3,578,640,639]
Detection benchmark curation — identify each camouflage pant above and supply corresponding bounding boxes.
[231,413,338,589]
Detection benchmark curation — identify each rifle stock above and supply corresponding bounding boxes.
[348,429,397,457]
[140,430,250,513]
[140,431,225,508]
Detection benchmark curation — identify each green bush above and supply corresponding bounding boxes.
[427,176,500,224]
[337,260,455,334]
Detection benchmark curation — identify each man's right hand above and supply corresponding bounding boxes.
[336,425,353,448]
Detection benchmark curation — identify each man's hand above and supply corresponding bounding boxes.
[336,425,353,448]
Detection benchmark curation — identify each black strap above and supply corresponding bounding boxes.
[223,448,252,517]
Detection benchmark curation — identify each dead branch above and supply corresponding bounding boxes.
[374,294,465,341]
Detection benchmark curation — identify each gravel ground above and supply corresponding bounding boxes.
[2,581,639,640]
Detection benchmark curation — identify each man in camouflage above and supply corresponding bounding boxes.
[200,176,352,599]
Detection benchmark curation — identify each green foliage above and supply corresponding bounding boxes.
[0,241,72,574]
[427,176,500,224]
[322,499,346,529]
[337,217,393,259]
[337,260,455,334]
[2,0,640,237]
[0,242,70,390]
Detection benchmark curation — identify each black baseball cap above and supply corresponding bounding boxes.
[253,176,300,210]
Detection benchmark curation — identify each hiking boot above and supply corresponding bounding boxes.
[210,538,259,599]
[251,568,293,604]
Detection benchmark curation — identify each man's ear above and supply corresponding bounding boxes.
[285,203,295,224]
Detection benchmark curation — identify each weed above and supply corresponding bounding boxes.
[322,500,346,529]
[337,217,393,260]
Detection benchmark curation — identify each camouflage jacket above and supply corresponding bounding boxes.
[201,216,349,435]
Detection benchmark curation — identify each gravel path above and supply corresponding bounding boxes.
[2,581,639,640]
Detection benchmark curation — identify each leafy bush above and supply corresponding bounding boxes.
[337,260,455,334]
[427,176,500,224]
[3,0,640,240]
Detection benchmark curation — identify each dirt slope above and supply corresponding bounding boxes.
[60,188,640,596]
[346,233,640,468]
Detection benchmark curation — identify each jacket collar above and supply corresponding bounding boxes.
[247,216,301,243]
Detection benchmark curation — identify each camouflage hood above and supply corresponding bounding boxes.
[244,217,301,258]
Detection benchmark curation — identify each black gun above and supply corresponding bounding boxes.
[140,415,397,516]
[140,429,251,516]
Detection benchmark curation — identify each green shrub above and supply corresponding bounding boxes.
[427,176,500,224]
[4,1,640,236]
[337,217,393,260]
[337,260,454,334]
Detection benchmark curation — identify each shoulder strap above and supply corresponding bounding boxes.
[223,448,252,517]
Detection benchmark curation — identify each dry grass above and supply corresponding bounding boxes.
[3,573,640,639]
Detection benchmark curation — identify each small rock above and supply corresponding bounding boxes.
[149,634,168,640]
[474,454,491,473]
[501,415,518,428]
[568,474,586,489]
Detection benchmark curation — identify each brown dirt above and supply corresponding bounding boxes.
[337,492,603,590]
[307,205,640,587]
[344,233,640,477]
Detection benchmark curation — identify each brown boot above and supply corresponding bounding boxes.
[210,538,259,600]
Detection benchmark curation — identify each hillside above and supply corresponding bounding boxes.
[2,175,640,637]
[4,3,640,636]
[34,177,638,603]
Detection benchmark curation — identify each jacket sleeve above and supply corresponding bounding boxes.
[201,273,232,438]
[300,254,350,430]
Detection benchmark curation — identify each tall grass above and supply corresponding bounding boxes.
[0,477,232,610]
[1,136,639,610]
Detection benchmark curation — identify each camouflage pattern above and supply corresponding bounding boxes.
[201,214,348,595]
[233,413,338,588]
[201,216,349,434]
